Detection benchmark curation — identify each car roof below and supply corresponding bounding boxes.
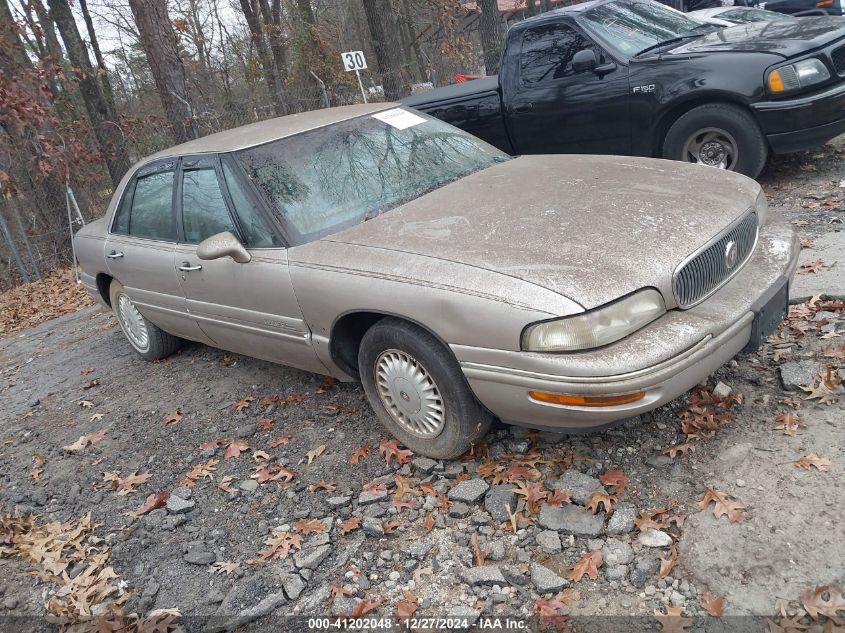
[144,103,397,161]
[516,0,605,24]
[689,7,729,17]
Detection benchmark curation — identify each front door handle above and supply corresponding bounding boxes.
[178,261,203,272]
[106,250,124,259]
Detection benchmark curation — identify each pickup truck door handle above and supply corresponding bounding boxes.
[513,103,534,113]
[178,261,203,272]
[106,250,124,259]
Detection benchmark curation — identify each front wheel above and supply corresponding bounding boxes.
[109,280,182,361]
[358,318,494,459]
[663,103,768,178]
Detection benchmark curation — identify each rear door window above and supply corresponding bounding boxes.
[124,168,176,241]
[520,23,598,85]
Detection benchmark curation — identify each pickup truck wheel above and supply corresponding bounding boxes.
[109,280,182,361]
[358,318,494,460]
[663,103,768,178]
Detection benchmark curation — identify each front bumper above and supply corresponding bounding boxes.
[453,221,799,431]
[752,81,845,154]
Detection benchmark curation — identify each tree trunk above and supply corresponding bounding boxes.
[237,0,284,115]
[127,0,198,143]
[296,0,316,25]
[0,0,34,69]
[479,0,502,75]
[362,0,410,100]
[78,0,118,118]
[259,0,287,86]
[48,0,131,186]
[30,0,63,65]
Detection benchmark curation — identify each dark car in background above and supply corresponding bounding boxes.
[757,0,844,17]
[403,0,845,178]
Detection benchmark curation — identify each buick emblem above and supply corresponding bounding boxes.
[724,241,738,269]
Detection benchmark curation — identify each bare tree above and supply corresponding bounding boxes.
[48,0,130,185]
[128,0,197,143]
[478,0,502,75]
[237,0,285,114]
[362,0,410,100]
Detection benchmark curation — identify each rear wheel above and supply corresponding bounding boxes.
[663,103,768,178]
[109,280,181,361]
[358,318,494,459]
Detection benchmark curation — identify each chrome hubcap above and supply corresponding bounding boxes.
[683,127,738,170]
[117,293,149,352]
[375,349,445,438]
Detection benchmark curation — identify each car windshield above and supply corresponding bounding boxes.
[235,108,508,245]
[578,0,704,57]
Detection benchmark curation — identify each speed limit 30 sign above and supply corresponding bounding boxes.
[342,51,367,71]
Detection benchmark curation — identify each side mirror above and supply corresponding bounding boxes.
[572,49,598,74]
[197,231,251,264]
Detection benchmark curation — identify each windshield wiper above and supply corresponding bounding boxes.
[634,33,705,58]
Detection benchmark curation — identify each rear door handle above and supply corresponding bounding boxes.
[106,250,124,259]
[178,261,203,272]
[513,103,534,113]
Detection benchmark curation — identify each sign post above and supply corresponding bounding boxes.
[341,50,368,104]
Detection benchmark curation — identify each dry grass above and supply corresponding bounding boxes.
[0,268,94,338]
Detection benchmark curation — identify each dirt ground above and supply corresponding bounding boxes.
[1,144,843,633]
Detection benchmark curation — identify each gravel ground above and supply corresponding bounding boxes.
[1,144,843,633]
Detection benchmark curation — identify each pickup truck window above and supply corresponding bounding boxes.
[520,23,598,85]
[578,0,702,56]
[235,109,508,245]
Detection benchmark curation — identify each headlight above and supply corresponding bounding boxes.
[767,59,830,95]
[521,288,666,352]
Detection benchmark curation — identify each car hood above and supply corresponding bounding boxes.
[669,17,845,58]
[322,155,761,311]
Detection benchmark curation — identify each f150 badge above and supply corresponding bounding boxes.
[632,85,656,93]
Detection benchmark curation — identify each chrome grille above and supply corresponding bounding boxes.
[831,45,845,76]
[673,210,758,309]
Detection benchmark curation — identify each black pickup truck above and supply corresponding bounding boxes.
[402,0,845,177]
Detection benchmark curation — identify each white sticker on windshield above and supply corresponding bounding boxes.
[372,108,426,130]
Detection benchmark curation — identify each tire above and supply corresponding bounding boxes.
[109,280,181,361]
[663,103,768,179]
[358,318,494,459]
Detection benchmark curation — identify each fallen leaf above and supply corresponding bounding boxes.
[662,443,695,458]
[251,450,270,462]
[162,409,183,426]
[659,544,679,579]
[217,476,236,493]
[773,411,805,436]
[362,481,386,494]
[257,418,274,431]
[697,489,746,523]
[180,459,218,486]
[209,561,240,576]
[30,453,46,481]
[545,487,572,506]
[423,512,435,532]
[801,376,838,405]
[471,532,491,566]
[254,464,297,484]
[251,531,303,562]
[700,591,725,617]
[568,550,603,582]
[513,480,548,514]
[80,367,95,375]
[378,439,413,466]
[585,492,614,515]
[349,598,380,617]
[306,444,326,465]
[533,597,571,632]
[308,480,336,492]
[339,517,361,535]
[128,491,169,516]
[350,443,371,464]
[801,585,845,619]
[268,435,291,448]
[654,606,693,632]
[104,471,152,496]
[293,518,328,534]
[598,470,629,495]
[224,439,250,460]
[798,259,832,275]
[795,453,831,471]
[382,519,401,534]
[259,395,280,406]
[233,396,255,412]
[395,599,418,619]
[199,438,226,451]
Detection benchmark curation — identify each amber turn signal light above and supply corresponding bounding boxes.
[817,0,833,7]
[528,390,646,407]
[768,70,785,93]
